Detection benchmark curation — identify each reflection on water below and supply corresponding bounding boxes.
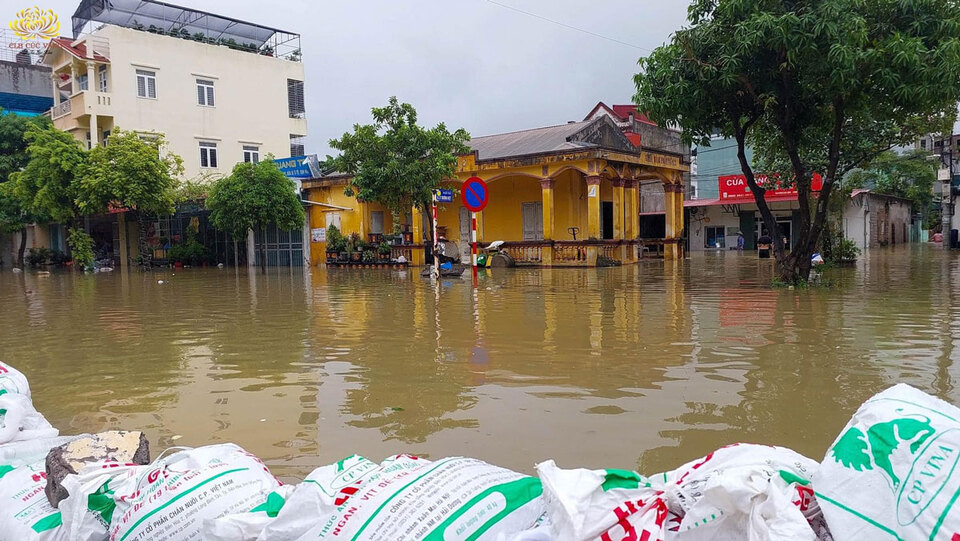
[1,245,958,478]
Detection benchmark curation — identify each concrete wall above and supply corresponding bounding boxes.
[0,60,52,98]
[48,25,306,181]
[843,193,913,249]
[688,202,798,252]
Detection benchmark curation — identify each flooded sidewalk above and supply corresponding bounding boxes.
[1,245,958,479]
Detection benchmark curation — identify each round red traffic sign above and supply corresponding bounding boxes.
[461,177,489,212]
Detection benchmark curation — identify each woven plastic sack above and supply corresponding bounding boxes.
[0,361,30,397]
[0,391,58,445]
[536,459,669,541]
[0,459,67,540]
[297,456,544,540]
[815,384,960,540]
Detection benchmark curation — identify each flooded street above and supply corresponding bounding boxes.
[1,246,958,479]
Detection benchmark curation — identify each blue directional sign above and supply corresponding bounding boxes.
[435,189,454,203]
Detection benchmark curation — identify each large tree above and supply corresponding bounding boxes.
[635,0,960,283]
[207,159,305,274]
[0,111,50,267]
[10,123,92,267]
[79,130,183,262]
[329,97,470,219]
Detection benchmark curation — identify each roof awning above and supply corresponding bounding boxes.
[302,200,352,211]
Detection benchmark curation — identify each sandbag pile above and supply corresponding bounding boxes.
[3,360,960,540]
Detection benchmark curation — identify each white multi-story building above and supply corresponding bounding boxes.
[24,0,309,268]
[43,0,306,180]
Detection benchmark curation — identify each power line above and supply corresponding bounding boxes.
[482,0,649,52]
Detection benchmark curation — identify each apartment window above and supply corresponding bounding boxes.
[98,65,108,92]
[199,141,218,168]
[242,145,260,163]
[921,139,927,149]
[102,130,111,146]
[196,79,215,106]
[136,69,156,98]
[77,73,88,91]
[287,79,305,118]
[290,134,305,157]
[85,131,92,150]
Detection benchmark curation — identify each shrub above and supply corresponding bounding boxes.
[26,247,51,267]
[49,250,70,265]
[362,250,376,263]
[67,228,95,270]
[326,224,345,252]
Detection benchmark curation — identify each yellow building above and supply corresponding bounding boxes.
[304,115,688,267]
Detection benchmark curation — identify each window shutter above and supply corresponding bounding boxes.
[197,85,204,105]
[147,77,156,98]
[210,148,218,168]
[206,86,214,106]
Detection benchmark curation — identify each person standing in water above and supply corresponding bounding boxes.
[737,231,745,253]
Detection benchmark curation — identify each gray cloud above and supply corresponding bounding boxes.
[34,0,690,155]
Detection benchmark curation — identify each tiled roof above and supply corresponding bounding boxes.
[467,120,598,161]
[48,37,110,62]
[610,105,657,126]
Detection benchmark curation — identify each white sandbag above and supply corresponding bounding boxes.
[816,384,960,541]
[0,435,80,467]
[257,454,422,541]
[0,392,58,445]
[202,485,296,541]
[298,456,544,540]
[59,461,144,541]
[60,443,282,541]
[652,443,824,540]
[536,460,668,541]
[0,362,30,397]
[0,460,67,540]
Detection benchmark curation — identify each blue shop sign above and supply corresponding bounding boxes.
[275,155,321,179]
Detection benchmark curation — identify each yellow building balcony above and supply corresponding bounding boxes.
[51,90,113,130]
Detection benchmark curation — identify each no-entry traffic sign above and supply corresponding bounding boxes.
[462,177,489,212]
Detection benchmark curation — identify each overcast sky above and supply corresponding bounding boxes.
[36,0,690,155]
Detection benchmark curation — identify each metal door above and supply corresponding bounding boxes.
[522,202,543,240]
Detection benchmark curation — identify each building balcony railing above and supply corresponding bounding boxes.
[51,100,72,119]
[51,91,112,121]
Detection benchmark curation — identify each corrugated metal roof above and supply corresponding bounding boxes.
[467,120,598,161]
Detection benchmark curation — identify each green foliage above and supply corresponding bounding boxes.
[834,238,861,262]
[26,247,50,267]
[378,241,391,256]
[78,130,182,216]
[362,249,376,263]
[326,224,346,252]
[329,97,470,215]
[634,0,960,282]
[0,110,49,183]
[166,240,209,265]
[207,159,305,236]
[845,150,937,227]
[173,176,211,205]
[67,227,94,270]
[10,123,86,224]
[48,250,69,265]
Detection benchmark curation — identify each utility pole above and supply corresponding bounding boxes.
[942,134,954,252]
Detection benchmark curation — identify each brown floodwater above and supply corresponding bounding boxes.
[1,245,957,480]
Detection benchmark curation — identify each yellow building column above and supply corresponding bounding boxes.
[586,175,602,239]
[664,181,684,260]
[612,179,625,260]
[625,180,639,261]
[540,177,555,266]
[411,205,425,266]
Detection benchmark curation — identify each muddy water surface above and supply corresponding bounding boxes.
[1,246,957,479]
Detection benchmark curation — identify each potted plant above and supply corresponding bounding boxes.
[348,233,363,262]
[362,250,376,264]
[378,241,391,262]
[326,225,344,262]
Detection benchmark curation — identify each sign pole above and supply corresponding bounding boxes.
[471,212,478,286]
[432,191,439,278]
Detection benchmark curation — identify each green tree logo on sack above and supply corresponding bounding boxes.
[831,413,960,526]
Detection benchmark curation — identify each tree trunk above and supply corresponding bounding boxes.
[138,216,150,264]
[259,225,266,275]
[17,228,26,268]
[233,238,239,268]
